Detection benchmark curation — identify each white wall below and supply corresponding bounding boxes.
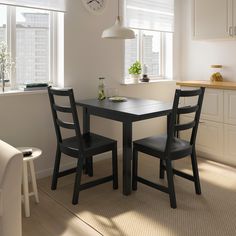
[0,92,59,178]
[180,0,236,81]
[0,0,179,178]
[64,0,177,151]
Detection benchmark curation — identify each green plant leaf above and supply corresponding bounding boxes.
[128,61,142,75]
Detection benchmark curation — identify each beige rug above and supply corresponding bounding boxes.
[38,155,236,236]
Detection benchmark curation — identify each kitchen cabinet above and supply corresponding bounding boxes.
[224,124,236,164]
[194,0,236,39]
[180,88,223,122]
[180,86,236,166]
[181,116,224,162]
[223,91,236,164]
[200,89,224,122]
[224,90,236,125]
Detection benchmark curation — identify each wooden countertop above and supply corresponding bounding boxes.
[176,80,236,90]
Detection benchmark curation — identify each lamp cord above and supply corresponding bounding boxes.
[118,0,120,17]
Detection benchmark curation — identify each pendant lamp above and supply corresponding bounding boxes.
[102,0,135,39]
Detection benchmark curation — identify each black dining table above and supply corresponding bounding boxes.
[76,97,172,196]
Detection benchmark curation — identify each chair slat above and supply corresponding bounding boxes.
[177,105,199,115]
[59,145,79,157]
[180,89,202,97]
[50,88,73,96]
[56,119,75,129]
[175,120,196,131]
[53,104,72,113]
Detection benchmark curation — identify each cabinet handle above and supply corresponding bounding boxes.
[234,26,236,36]
[229,26,233,36]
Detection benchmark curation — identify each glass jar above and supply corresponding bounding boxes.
[210,65,223,82]
[98,77,106,100]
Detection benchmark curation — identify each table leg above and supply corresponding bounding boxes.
[83,107,93,176]
[123,122,132,195]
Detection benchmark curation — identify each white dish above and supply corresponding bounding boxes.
[108,96,127,102]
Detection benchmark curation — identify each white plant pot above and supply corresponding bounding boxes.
[130,74,141,83]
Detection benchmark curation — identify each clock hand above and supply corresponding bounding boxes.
[94,0,102,6]
[87,0,95,4]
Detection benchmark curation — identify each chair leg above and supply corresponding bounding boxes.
[112,145,118,189]
[83,159,88,175]
[132,147,138,191]
[72,156,84,205]
[191,150,201,195]
[51,146,61,190]
[87,156,93,177]
[165,159,177,209]
[159,159,165,179]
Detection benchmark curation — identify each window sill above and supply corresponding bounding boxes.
[0,88,48,97]
[120,78,174,85]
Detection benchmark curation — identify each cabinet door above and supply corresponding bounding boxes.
[224,90,236,125]
[224,124,236,166]
[194,0,230,39]
[181,87,224,123]
[180,116,224,162]
[201,89,224,122]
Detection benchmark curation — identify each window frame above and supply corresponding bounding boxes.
[125,27,173,81]
[2,5,59,88]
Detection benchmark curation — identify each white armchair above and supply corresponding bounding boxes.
[0,140,23,236]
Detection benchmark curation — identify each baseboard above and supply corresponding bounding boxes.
[36,161,76,179]
[36,148,123,179]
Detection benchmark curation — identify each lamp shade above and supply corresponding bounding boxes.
[102,16,135,39]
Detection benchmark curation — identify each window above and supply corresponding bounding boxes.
[0,5,6,42]
[124,0,174,80]
[0,0,66,89]
[15,7,50,84]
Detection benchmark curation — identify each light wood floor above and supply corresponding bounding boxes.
[23,157,236,236]
[22,190,101,236]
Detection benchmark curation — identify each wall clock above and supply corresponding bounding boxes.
[81,0,108,15]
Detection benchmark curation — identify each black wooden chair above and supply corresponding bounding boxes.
[132,87,205,208]
[48,87,118,205]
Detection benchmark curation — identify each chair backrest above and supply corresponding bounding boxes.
[165,87,205,154]
[0,140,23,236]
[48,87,84,154]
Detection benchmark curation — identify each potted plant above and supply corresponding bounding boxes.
[128,61,142,82]
[0,41,14,92]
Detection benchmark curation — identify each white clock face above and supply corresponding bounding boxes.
[82,0,107,15]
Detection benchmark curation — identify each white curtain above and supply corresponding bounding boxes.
[125,0,174,32]
[0,0,66,12]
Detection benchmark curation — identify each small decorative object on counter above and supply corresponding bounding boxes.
[128,61,142,82]
[22,83,48,91]
[140,64,150,82]
[210,65,223,82]
[98,77,106,100]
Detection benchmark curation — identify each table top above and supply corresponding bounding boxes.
[77,97,172,121]
[17,147,42,161]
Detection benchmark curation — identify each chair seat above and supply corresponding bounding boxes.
[134,135,192,160]
[62,132,116,156]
